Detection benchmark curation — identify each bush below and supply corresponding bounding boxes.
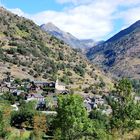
[6,48,17,55]
[74,65,85,77]
[58,52,64,60]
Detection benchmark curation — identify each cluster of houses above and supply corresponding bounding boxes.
[0,75,113,114]
[0,75,66,93]
[0,75,68,111]
[84,95,112,115]
[0,75,139,115]
[83,92,140,115]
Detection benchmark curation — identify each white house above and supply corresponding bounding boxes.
[55,79,65,91]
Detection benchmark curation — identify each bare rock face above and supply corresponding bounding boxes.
[86,20,140,79]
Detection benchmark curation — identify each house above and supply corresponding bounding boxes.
[3,82,11,88]
[9,86,18,93]
[27,93,45,102]
[41,111,57,115]
[135,96,140,103]
[11,104,19,111]
[33,81,53,87]
[36,101,46,111]
[1,86,9,92]
[85,103,92,112]
[33,79,66,93]
[12,90,25,96]
[84,97,94,112]
[55,79,65,91]
[61,90,69,95]
[93,95,105,105]
[102,108,112,116]
[29,81,38,91]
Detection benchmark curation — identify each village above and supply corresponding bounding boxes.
[0,74,139,116]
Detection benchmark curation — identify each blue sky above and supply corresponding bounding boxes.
[2,0,64,13]
[1,0,140,41]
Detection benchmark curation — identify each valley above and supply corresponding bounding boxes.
[0,5,140,140]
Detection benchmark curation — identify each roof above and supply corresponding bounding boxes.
[84,102,92,111]
[33,81,48,84]
[31,93,44,98]
[33,81,55,85]
[41,111,57,115]
[135,96,140,101]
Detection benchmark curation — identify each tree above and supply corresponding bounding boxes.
[54,94,94,140]
[115,78,132,102]
[0,106,11,138]
[14,78,22,85]
[89,109,110,130]
[110,79,138,136]
[45,96,54,110]
[11,101,37,128]
[33,113,47,139]
[58,52,64,60]
[74,65,85,77]
[2,92,16,104]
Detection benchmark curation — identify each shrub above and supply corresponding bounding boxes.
[74,65,85,77]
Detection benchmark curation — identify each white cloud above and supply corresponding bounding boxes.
[120,6,140,25]
[29,1,115,40]
[120,0,140,7]
[9,8,26,16]
[56,0,140,7]
[56,0,92,5]
[7,0,140,40]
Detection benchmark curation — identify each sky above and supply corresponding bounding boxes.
[1,0,140,41]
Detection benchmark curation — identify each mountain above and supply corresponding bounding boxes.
[0,7,112,93]
[40,23,95,50]
[87,20,140,79]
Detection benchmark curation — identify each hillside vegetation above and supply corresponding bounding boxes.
[0,7,112,92]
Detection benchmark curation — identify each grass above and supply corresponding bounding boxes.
[112,129,140,140]
[0,100,10,110]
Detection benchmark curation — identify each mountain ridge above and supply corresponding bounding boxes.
[40,22,96,50]
[106,20,140,43]
[86,20,140,79]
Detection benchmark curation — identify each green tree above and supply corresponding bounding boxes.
[2,92,16,104]
[11,101,37,128]
[74,65,85,77]
[110,79,138,136]
[0,106,11,138]
[14,78,22,85]
[54,94,95,140]
[45,96,54,110]
[89,109,110,130]
[115,78,132,102]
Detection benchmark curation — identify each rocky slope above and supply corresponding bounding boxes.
[0,7,112,93]
[40,23,95,51]
[87,20,140,79]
